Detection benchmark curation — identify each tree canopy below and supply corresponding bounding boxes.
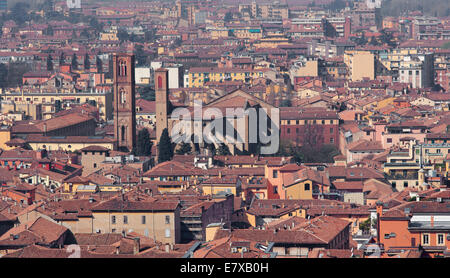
[157,128,174,163]
[176,142,192,155]
[135,128,153,157]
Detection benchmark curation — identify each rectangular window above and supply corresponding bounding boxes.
[165,228,171,238]
[165,215,170,224]
[387,138,392,143]
[111,216,116,224]
[422,234,429,245]
[330,128,334,133]
[142,216,146,224]
[438,234,444,245]
[287,128,290,134]
[273,170,278,178]
[123,215,128,224]
[304,183,310,191]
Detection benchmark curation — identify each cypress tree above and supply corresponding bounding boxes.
[47,54,53,71]
[84,53,90,70]
[96,56,102,73]
[157,128,173,163]
[176,142,192,155]
[217,144,231,155]
[71,53,78,70]
[136,128,152,156]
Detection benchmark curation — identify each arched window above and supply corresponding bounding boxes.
[119,60,127,76]
[121,126,126,141]
[120,88,126,104]
[158,76,163,89]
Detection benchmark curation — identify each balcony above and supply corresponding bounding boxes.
[408,221,450,231]
[313,189,343,197]
[385,173,418,180]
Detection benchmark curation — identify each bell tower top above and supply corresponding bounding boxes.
[155,68,169,91]
[113,54,135,84]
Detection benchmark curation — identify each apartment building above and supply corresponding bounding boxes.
[344,50,375,81]
[0,91,113,121]
[90,197,181,244]
[186,67,264,88]
[280,108,340,148]
[398,53,434,89]
[307,39,355,59]
[378,201,450,257]
[382,139,449,191]
[239,2,289,19]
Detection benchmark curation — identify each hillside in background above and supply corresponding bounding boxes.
[381,0,450,17]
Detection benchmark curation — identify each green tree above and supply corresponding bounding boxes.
[176,142,192,155]
[0,63,8,89]
[369,36,379,46]
[138,86,155,101]
[134,44,147,66]
[136,128,153,156]
[279,99,291,107]
[157,128,173,163]
[117,28,129,42]
[217,144,231,155]
[59,52,65,65]
[71,53,78,70]
[359,218,371,232]
[89,17,103,32]
[224,12,233,22]
[84,53,90,70]
[96,56,102,73]
[46,25,54,36]
[144,29,155,42]
[80,29,90,39]
[47,54,53,71]
[6,62,31,88]
[10,3,30,26]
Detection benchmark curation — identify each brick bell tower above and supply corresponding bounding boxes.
[113,53,136,152]
[155,68,169,143]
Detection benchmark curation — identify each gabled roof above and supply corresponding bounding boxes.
[91,196,179,212]
[0,217,69,246]
[348,139,384,152]
[283,167,331,187]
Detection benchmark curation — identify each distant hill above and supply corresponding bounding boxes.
[381,0,450,17]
